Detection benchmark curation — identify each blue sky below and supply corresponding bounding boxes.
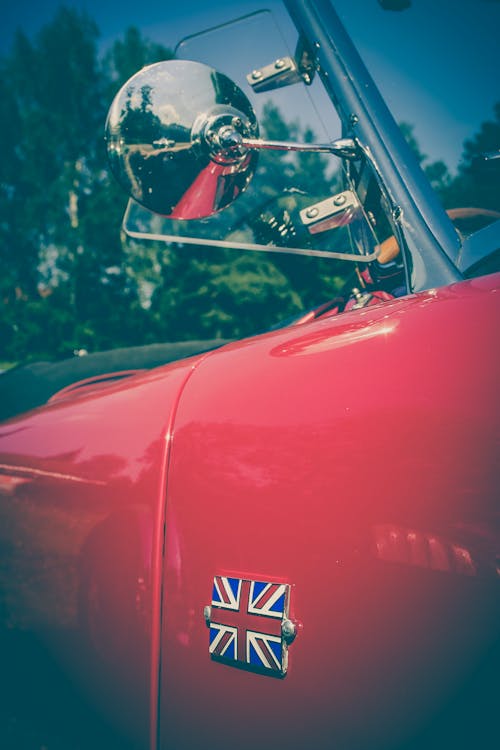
[1,0,273,52]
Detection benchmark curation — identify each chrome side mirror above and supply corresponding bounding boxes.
[105,59,360,220]
[105,60,259,220]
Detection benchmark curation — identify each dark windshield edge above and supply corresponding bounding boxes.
[285,0,463,292]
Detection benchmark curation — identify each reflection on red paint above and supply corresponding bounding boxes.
[169,154,254,220]
[0,473,30,494]
[372,524,477,576]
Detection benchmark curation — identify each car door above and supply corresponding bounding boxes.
[158,273,500,749]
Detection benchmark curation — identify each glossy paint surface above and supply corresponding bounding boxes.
[159,274,500,749]
[0,355,205,747]
[0,275,498,748]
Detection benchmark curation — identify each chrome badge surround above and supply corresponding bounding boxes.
[204,575,296,677]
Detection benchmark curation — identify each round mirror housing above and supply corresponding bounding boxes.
[105,60,259,219]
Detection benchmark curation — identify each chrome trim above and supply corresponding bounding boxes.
[239,135,359,158]
[123,224,380,264]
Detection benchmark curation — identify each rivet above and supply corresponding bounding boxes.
[274,58,286,69]
[349,113,359,126]
[251,70,263,80]
[333,193,346,206]
[305,207,319,219]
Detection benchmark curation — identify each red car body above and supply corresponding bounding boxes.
[1,1,499,748]
[1,275,499,748]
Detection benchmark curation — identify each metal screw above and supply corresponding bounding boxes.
[305,206,319,219]
[218,126,243,149]
[333,193,346,206]
[274,58,286,69]
[251,70,263,80]
[349,113,359,126]
[392,205,402,222]
[203,605,211,626]
[281,619,297,643]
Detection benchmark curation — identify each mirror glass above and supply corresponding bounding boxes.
[106,60,259,218]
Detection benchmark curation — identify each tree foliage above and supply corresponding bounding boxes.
[0,9,172,362]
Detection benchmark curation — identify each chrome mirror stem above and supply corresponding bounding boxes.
[222,131,359,159]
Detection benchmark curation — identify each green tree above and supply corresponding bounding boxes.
[104,26,171,95]
[445,101,500,214]
[0,9,172,361]
[400,109,500,236]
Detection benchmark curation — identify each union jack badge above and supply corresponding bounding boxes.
[204,575,296,677]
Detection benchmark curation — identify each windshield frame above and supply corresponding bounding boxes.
[285,0,464,293]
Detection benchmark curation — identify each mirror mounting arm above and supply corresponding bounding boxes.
[218,129,359,160]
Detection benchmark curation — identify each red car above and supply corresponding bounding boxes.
[1,1,499,748]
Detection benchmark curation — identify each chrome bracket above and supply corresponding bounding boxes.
[247,33,317,92]
[300,190,359,235]
[247,56,304,92]
[247,37,316,93]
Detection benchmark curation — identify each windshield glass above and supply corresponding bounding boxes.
[338,0,500,241]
